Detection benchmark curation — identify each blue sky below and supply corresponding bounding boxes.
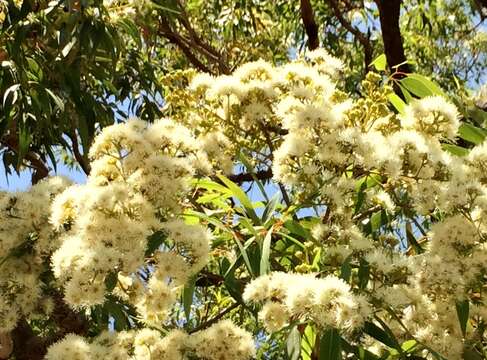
[0,161,86,191]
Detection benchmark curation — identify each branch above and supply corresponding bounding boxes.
[300,0,320,50]
[327,0,373,69]
[174,0,229,74]
[67,131,91,175]
[352,204,382,221]
[473,0,487,19]
[0,332,13,359]
[195,270,225,287]
[158,17,213,74]
[1,136,49,184]
[9,291,89,360]
[227,168,273,184]
[188,302,240,334]
[374,0,410,75]
[11,320,45,360]
[158,3,230,75]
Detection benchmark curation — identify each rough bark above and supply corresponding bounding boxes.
[374,0,410,74]
[300,0,320,50]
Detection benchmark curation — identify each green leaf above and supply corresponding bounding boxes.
[45,145,57,172]
[106,302,130,331]
[301,325,316,360]
[370,210,388,233]
[221,257,244,303]
[18,127,32,167]
[340,256,352,282]
[287,326,301,360]
[340,339,379,360]
[354,177,368,214]
[401,340,417,352]
[276,231,306,249]
[319,328,342,360]
[358,259,370,289]
[458,123,487,145]
[105,272,118,292]
[260,226,274,275]
[363,322,401,351]
[78,119,90,156]
[62,38,77,58]
[463,346,484,360]
[356,347,381,360]
[0,238,35,267]
[117,18,142,47]
[456,300,469,337]
[400,74,447,98]
[145,231,167,256]
[387,93,406,114]
[3,84,20,106]
[371,54,387,71]
[151,0,181,14]
[247,241,262,276]
[398,83,413,103]
[262,193,280,224]
[193,178,232,195]
[45,88,65,112]
[238,152,269,201]
[232,232,254,278]
[284,220,310,239]
[442,144,469,157]
[405,222,423,254]
[183,276,196,322]
[185,210,229,233]
[217,175,260,224]
[400,77,432,98]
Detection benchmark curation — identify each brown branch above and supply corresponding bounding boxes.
[473,0,487,19]
[0,332,13,359]
[1,137,49,184]
[227,168,273,184]
[374,0,410,75]
[158,17,213,74]
[188,302,240,334]
[10,291,89,360]
[11,320,45,360]
[174,0,229,74]
[300,0,320,50]
[158,2,230,75]
[195,270,225,287]
[327,0,373,69]
[67,131,91,175]
[352,204,382,221]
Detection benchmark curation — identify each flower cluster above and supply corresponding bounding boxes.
[244,272,371,332]
[177,51,487,358]
[50,119,210,326]
[45,319,255,360]
[2,49,487,360]
[0,177,71,331]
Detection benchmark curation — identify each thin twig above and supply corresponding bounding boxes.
[188,302,240,334]
[327,0,373,69]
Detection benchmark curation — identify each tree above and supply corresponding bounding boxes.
[1,1,487,359]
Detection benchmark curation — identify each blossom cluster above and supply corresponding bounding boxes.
[45,319,255,360]
[50,118,211,325]
[0,176,71,330]
[243,272,371,332]
[1,49,487,359]
[177,51,487,358]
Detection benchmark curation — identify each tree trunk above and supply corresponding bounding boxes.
[375,0,410,75]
